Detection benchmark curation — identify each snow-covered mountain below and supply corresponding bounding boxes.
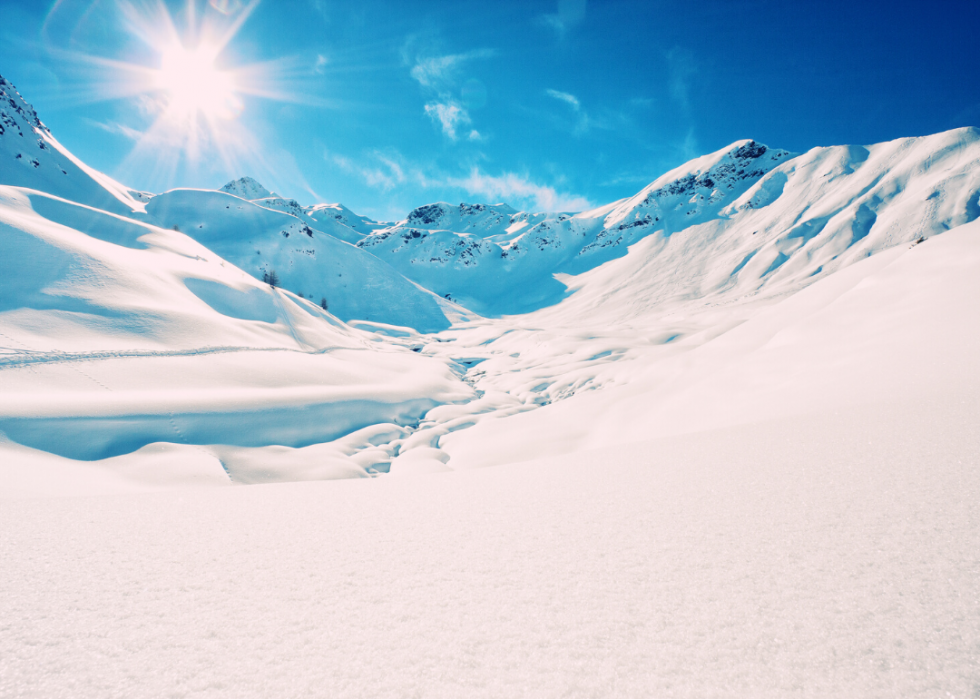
[2,65,978,478]
[3,73,980,699]
[0,65,977,470]
[0,75,145,213]
[0,77,454,332]
[0,73,472,479]
[354,134,980,315]
[220,175,277,200]
[306,201,391,237]
[139,187,455,332]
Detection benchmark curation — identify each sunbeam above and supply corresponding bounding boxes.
[156,42,241,120]
[35,0,284,184]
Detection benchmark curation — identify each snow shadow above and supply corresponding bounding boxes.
[0,398,440,461]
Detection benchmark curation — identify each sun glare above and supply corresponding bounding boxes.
[40,0,302,180]
[157,44,241,120]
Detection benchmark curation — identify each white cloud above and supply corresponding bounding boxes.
[424,102,471,141]
[323,150,593,214]
[407,47,495,142]
[313,54,328,74]
[329,150,407,191]
[410,55,462,90]
[409,49,495,90]
[86,119,144,141]
[449,169,593,213]
[467,129,483,141]
[544,88,601,135]
[545,89,580,110]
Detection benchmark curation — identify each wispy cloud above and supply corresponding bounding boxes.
[410,49,494,91]
[313,54,328,75]
[545,89,580,110]
[406,46,495,141]
[449,169,593,212]
[539,0,587,36]
[86,119,144,141]
[424,102,471,141]
[324,148,592,214]
[328,150,407,191]
[665,48,696,112]
[544,88,601,135]
[679,128,699,162]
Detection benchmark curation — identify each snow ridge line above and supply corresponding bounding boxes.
[0,344,354,369]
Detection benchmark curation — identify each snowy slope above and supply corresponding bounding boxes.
[437,218,980,470]
[3,393,977,698]
[140,188,453,332]
[306,201,391,237]
[0,184,472,479]
[0,76,144,213]
[355,141,791,313]
[355,133,980,317]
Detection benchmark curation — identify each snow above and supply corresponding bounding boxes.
[2,395,978,698]
[2,70,979,696]
[353,131,980,316]
[219,176,277,200]
[306,202,391,238]
[0,76,144,214]
[139,187,454,332]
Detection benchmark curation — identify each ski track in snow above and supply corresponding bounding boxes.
[0,344,353,368]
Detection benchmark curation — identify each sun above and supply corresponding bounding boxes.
[156,43,242,120]
[40,0,321,181]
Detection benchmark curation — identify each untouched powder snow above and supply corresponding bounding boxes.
[2,394,977,698]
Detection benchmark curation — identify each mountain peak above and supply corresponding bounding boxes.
[220,176,277,200]
[0,74,48,136]
[596,138,792,229]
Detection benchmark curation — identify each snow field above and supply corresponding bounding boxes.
[1,393,977,698]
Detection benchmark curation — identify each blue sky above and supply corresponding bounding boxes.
[1,0,978,220]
